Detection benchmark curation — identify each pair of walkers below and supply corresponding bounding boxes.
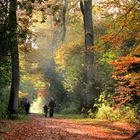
[44,98,56,118]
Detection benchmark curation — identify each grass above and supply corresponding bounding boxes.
[6,114,31,122]
[55,114,85,119]
[54,113,103,124]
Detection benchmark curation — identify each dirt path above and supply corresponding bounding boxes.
[1,114,140,140]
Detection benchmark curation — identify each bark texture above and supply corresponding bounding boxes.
[8,0,19,114]
[80,0,97,109]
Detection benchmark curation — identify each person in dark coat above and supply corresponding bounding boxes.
[43,103,48,117]
[24,99,30,115]
[48,98,56,117]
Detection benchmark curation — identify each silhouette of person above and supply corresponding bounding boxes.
[43,103,48,117]
[24,99,30,115]
[48,98,56,117]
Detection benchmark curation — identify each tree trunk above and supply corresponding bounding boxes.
[61,0,67,42]
[80,0,96,109]
[51,0,67,52]
[8,0,19,114]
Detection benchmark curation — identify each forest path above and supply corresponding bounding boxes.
[1,114,140,140]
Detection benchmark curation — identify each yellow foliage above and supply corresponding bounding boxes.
[131,44,140,55]
[19,91,28,99]
[55,42,83,71]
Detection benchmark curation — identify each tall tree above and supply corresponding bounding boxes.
[80,0,97,109]
[8,0,20,114]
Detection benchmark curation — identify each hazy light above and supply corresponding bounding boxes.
[32,28,35,32]
[32,42,38,49]
[30,96,46,114]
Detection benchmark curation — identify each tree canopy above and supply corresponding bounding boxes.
[0,0,139,123]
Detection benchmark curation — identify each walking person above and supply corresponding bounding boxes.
[24,99,30,115]
[48,98,56,117]
[43,103,48,117]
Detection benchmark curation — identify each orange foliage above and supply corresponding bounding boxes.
[111,56,140,106]
[19,91,28,99]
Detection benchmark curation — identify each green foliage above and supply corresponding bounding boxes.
[20,80,37,100]
[88,91,138,122]
[0,89,10,118]
[60,102,79,114]
[0,58,11,90]
[96,105,137,123]
[88,91,113,118]
[0,0,139,123]
[55,43,89,112]
[93,51,118,93]
[44,60,68,112]
[96,105,120,121]
[0,60,10,116]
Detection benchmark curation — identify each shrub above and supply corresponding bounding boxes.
[95,104,120,121]
[95,104,137,122]
[89,91,138,122]
[61,102,79,114]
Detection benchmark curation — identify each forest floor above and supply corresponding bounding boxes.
[0,113,140,140]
